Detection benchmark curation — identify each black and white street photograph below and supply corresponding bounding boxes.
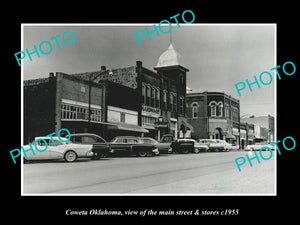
[21,24,276,195]
[4,4,299,224]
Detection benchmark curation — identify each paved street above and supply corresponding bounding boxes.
[22,151,275,195]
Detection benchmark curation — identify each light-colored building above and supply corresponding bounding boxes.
[241,115,274,142]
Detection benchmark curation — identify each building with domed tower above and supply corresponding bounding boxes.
[23,43,191,142]
[143,43,190,140]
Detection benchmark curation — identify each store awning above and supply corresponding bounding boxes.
[225,132,236,140]
[107,122,149,133]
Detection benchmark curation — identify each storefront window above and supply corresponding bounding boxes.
[61,103,101,122]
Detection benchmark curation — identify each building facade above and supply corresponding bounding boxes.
[241,115,274,143]
[23,44,190,142]
[186,91,240,145]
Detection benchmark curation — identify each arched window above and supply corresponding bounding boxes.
[217,102,223,117]
[192,102,199,118]
[209,101,217,117]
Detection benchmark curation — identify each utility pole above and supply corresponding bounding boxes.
[87,69,106,131]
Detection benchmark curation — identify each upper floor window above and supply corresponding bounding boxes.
[225,103,229,118]
[146,85,151,106]
[170,93,173,112]
[163,90,167,110]
[231,106,238,121]
[209,101,217,117]
[192,102,199,118]
[209,101,223,117]
[173,93,177,112]
[217,102,223,117]
[179,97,184,115]
[142,84,145,105]
[151,87,155,107]
[155,88,160,108]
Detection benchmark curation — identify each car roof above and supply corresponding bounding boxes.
[67,133,102,137]
[114,136,140,138]
[35,136,67,141]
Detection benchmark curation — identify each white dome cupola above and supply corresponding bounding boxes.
[154,44,187,70]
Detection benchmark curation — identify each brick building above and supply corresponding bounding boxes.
[241,115,274,143]
[186,91,240,145]
[23,43,190,142]
[23,72,145,143]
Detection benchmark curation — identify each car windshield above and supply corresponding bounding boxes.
[142,138,156,144]
[31,137,72,145]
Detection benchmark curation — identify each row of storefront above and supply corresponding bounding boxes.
[23,43,274,148]
[24,44,190,143]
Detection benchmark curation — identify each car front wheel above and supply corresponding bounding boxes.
[92,153,101,160]
[137,151,147,157]
[181,149,189,154]
[64,150,77,162]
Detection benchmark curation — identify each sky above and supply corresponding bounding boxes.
[22,24,275,117]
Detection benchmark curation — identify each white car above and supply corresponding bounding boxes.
[245,142,275,151]
[198,139,225,152]
[23,136,93,162]
[214,139,232,151]
[230,144,239,150]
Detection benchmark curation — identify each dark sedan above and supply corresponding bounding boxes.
[171,139,195,154]
[68,133,112,160]
[110,136,158,157]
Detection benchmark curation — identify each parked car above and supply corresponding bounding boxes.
[245,142,275,151]
[198,139,225,152]
[110,136,158,157]
[140,137,173,154]
[214,139,232,151]
[23,136,93,162]
[159,134,175,151]
[230,143,239,150]
[171,139,195,154]
[67,133,113,160]
[177,138,208,153]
